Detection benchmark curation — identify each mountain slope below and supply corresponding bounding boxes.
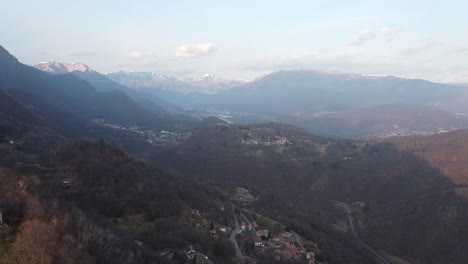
[166,69,468,138]
[0,89,64,166]
[0,46,187,136]
[294,104,468,138]
[387,129,468,186]
[205,69,466,114]
[34,61,181,113]
[153,123,468,264]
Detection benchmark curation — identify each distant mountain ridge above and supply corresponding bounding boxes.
[0,45,196,137]
[34,61,94,74]
[107,71,246,94]
[28,55,468,139]
[33,61,187,113]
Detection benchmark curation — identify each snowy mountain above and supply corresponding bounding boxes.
[34,61,94,74]
[107,71,245,94]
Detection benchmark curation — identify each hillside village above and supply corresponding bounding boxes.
[241,132,288,146]
[233,206,322,264]
[227,187,323,264]
[92,118,191,146]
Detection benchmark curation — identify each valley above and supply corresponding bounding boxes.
[1,42,468,264]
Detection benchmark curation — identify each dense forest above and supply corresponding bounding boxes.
[153,123,468,264]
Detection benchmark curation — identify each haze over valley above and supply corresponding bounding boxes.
[2,1,468,264]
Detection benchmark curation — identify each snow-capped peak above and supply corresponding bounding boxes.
[33,61,94,74]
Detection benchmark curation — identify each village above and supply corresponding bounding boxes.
[240,132,288,146]
[229,187,321,264]
[235,209,320,264]
[92,118,191,146]
[153,191,322,264]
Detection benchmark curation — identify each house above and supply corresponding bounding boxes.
[256,229,269,238]
[62,180,72,189]
[210,229,218,240]
[281,231,292,238]
[190,209,201,217]
[184,246,197,260]
[252,221,258,228]
[247,223,252,230]
[134,240,144,247]
[271,237,280,243]
[240,221,246,231]
[218,226,229,233]
[306,252,315,260]
[254,242,265,247]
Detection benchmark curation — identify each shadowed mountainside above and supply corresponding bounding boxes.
[153,123,468,264]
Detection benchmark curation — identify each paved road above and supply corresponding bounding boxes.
[237,206,258,239]
[331,200,392,264]
[229,203,251,263]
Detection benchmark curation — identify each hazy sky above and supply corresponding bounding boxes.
[2,0,468,82]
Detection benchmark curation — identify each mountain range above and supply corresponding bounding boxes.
[4,44,468,263]
[106,71,245,94]
[109,69,468,138]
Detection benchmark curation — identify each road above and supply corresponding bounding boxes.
[331,200,392,264]
[229,203,251,263]
[237,207,258,239]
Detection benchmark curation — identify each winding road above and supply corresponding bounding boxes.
[332,200,392,264]
[229,203,251,263]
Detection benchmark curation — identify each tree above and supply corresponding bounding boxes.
[99,137,106,152]
[13,219,58,264]
[213,239,235,258]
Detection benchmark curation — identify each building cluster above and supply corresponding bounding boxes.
[253,229,318,264]
[184,208,209,231]
[241,132,288,146]
[184,245,210,264]
[92,119,191,146]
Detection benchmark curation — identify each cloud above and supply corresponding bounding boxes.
[400,41,438,56]
[176,42,215,58]
[348,30,376,46]
[348,27,400,46]
[453,46,468,54]
[128,50,143,59]
[68,51,96,57]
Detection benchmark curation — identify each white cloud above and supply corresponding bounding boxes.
[128,50,143,59]
[176,42,215,58]
[348,27,400,46]
[348,30,376,46]
[400,41,438,56]
[453,46,468,54]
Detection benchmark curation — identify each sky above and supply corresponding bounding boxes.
[1,0,468,82]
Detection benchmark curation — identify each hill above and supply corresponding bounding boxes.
[387,129,468,186]
[0,46,193,137]
[153,123,468,264]
[293,104,468,139]
[0,139,234,263]
[150,69,468,138]
[207,69,467,114]
[34,61,182,114]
